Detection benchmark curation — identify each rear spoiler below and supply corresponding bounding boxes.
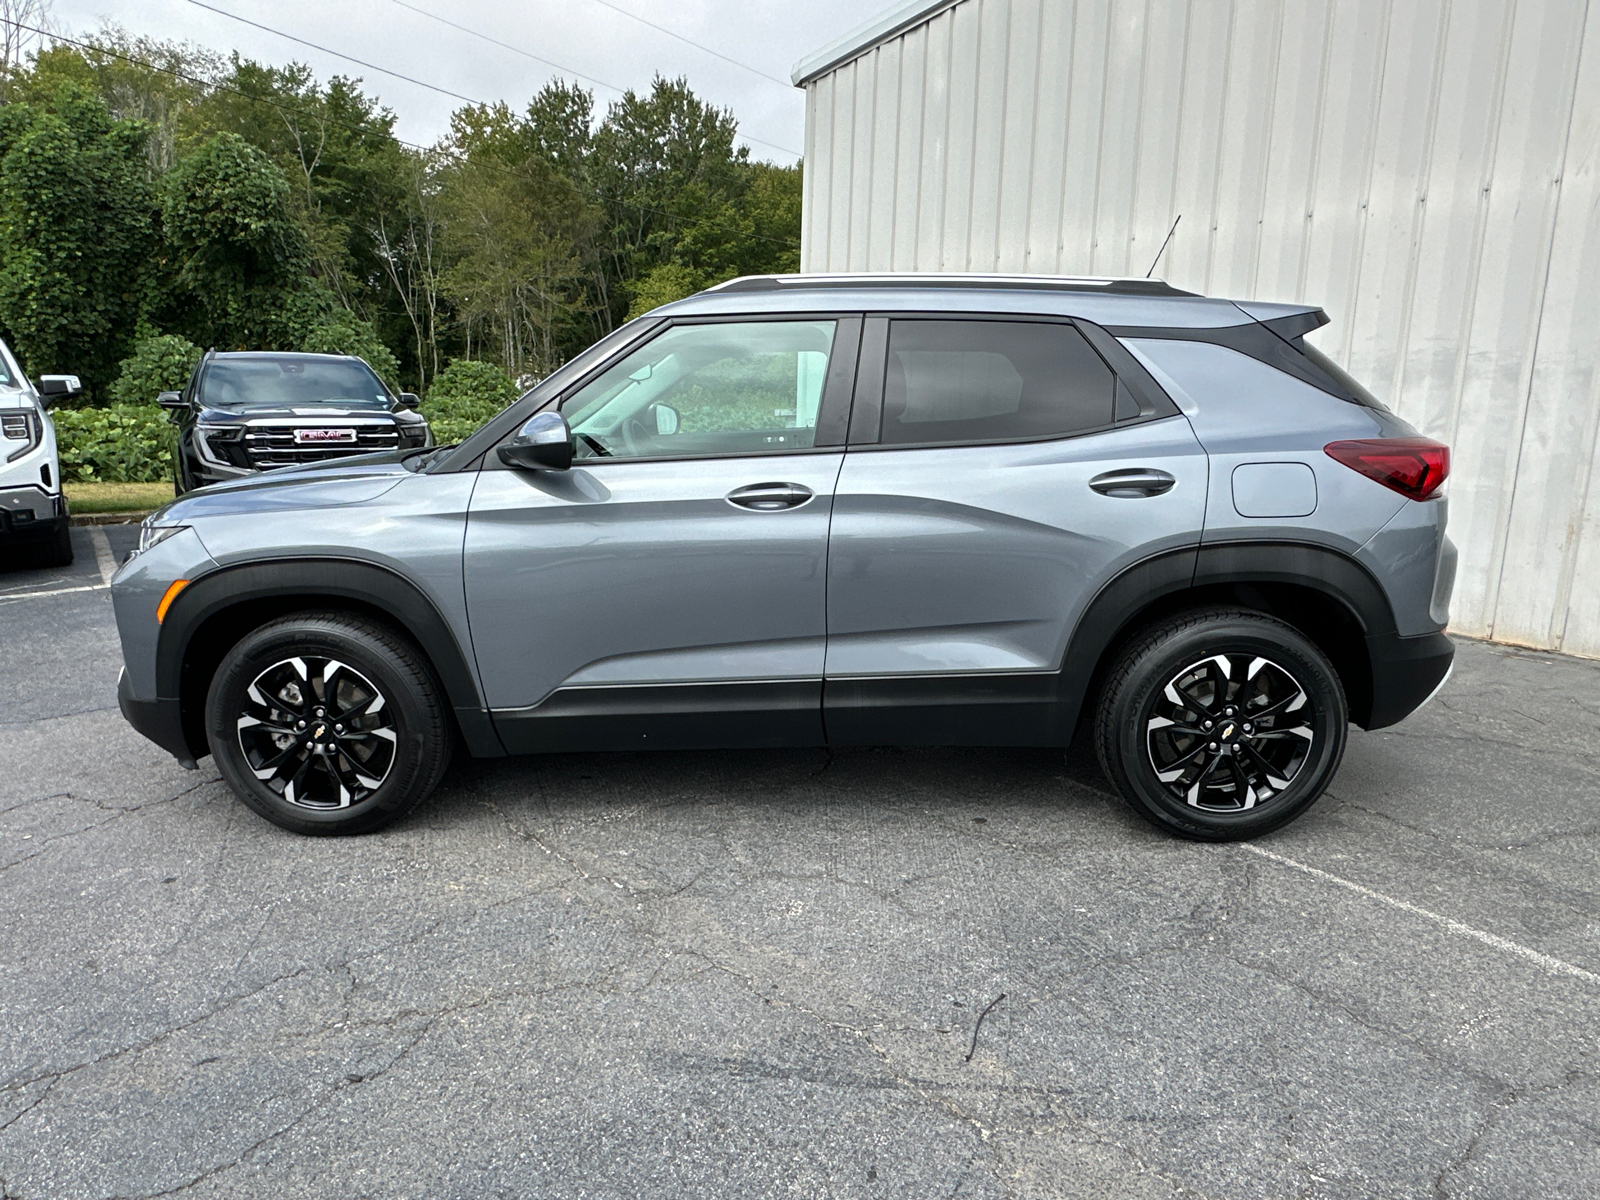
[1232,301,1330,347]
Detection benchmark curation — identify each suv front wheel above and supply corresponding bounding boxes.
[1094,609,1348,840]
[206,612,452,835]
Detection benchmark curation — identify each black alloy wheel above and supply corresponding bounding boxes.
[207,612,451,835]
[1094,608,1348,840]
[235,656,398,809]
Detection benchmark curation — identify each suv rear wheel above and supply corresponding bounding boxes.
[205,612,452,835]
[1094,608,1347,840]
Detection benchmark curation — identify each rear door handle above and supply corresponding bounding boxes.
[726,482,815,511]
[1089,468,1177,498]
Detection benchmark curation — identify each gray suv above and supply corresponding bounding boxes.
[110,274,1455,841]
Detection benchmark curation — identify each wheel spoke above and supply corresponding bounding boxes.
[1238,740,1294,790]
[1225,754,1257,809]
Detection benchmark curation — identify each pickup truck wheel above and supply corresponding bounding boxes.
[30,522,73,567]
[1094,608,1347,841]
[206,612,452,835]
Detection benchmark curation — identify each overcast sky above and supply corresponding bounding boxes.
[43,0,876,162]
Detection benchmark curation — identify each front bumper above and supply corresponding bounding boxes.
[0,485,66,542]
[1364,629,1455,729]
[117,667,199,767]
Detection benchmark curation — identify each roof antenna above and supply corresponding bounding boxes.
[1146,214,1181,278]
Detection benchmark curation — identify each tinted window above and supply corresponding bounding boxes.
[1302,343,1389,411]
[201,358,391,410]
[879,320,1115,446]
[563,320,836,460]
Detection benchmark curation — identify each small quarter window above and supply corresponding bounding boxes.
[879,320,1116,446]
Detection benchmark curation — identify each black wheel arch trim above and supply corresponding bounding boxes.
[156,556,505,759]
[1059,540,1424,735]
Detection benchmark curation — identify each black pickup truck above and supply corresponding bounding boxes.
[161,351,431,494]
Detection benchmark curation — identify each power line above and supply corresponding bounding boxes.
[186,0,801,158]
[0,18,801,250]
[184,0,478,105]
[382,0,630,99]
[582,0,793,90]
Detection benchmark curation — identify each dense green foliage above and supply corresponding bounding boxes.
[52,402,172,481]
[421,358,520,444]
[0,85,155,395]
[107,332,200,404]
[0,29,800,406]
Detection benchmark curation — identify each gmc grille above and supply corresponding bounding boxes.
[239,424,400,469]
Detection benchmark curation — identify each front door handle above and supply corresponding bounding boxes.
[1089,468,1177,498]
[726,482,815,511]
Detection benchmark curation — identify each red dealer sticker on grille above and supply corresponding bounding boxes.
[294,427,358,444]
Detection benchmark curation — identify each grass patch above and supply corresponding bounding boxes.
[65,480,175,514]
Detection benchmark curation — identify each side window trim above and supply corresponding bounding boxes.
[845,312,1177,450]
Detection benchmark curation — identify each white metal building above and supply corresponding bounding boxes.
[792,0,1600,659]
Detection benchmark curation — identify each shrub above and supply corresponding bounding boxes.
[422,359,519,444]
[52,403,173,483]
[108,333,201,406]
[296,307,400,385]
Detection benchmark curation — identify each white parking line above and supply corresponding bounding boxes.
[90,526,117,587]
[0,583,106,605]
[1242,842,1600,986]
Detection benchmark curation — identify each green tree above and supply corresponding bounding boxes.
[0,84,157,394]
[157,131,311,348]
[437,100,597,379]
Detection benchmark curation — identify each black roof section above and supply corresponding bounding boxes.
[707,273,1200,299]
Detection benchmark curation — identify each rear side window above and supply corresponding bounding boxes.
[879,320,1115,446]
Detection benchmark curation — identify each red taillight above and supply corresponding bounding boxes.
[1324,438,1450,501]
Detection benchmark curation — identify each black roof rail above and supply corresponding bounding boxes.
[706,273,1200,299]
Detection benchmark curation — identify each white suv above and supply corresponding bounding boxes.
[0,335,80,567]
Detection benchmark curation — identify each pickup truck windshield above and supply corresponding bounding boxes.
[201,358,390,409]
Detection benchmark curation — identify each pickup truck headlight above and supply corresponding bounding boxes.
[3,410,40,463]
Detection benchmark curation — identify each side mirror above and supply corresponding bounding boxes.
[652,403,679,436]
[396,392,421,411]
[157,391,186,410]
[38,374,82,400]
[498,410,572,472]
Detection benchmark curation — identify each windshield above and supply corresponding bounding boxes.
[200,358,391,410]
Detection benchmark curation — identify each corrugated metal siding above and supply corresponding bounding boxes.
[799,0,1600,658]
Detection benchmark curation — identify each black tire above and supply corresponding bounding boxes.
[1094,608,1348,840]
[206,611,452,835]
[30,522,73,567]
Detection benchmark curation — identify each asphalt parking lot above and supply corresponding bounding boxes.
[2,527,1597,1199]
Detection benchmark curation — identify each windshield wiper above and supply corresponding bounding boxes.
[402,443,457,471]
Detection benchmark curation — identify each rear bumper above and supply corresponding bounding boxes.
[118,668,199,767]
[1363,630,1455,730]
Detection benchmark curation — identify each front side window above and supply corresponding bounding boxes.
[562,320,836,461]
[879,320,1115,446]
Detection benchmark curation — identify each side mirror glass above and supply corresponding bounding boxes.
[38,374,82,400]
[498,410,572,472]
[396,392,421,411]
[653,403,679,436]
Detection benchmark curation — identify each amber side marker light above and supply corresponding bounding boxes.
[156,579,190,624]
[1324,438,1450,501]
